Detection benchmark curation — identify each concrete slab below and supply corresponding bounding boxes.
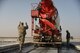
[71,42,80,50]
[29,47,57,53]
[75,45,80,50]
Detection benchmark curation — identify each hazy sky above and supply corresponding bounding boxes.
[0,0,80,39]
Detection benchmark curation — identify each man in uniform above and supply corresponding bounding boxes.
[18,21,28,52]
[66,30,70,48]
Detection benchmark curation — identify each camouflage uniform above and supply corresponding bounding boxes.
[18,22,28,51]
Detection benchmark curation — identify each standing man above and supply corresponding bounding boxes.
[18,21,28,52]
[66,30,70,48]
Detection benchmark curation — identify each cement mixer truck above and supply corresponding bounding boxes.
[31,0,62,46]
